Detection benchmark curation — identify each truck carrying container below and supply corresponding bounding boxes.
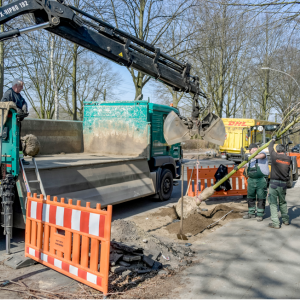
[5,100,183,230]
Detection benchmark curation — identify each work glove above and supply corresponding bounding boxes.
[22,104,28,114]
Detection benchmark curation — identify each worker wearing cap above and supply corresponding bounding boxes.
[243,143,269,221]
[267,138,290,229]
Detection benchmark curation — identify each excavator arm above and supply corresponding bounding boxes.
[0,0,225,146]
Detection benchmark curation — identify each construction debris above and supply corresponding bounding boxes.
[108,235,191,296]
[111,220,195,271]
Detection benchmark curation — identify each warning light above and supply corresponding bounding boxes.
[256,122,260,125]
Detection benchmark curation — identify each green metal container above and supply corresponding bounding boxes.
[83,101,181,159]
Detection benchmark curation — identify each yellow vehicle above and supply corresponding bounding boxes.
[220,118,279,162]
[220,119,299,187]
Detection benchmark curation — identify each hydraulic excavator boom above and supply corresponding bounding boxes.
[0,0,225,146]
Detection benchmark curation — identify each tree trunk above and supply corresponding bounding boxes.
[133,0,145,99]
[50,34,59,120]
[72,43,78,120]
[261,17,270,120]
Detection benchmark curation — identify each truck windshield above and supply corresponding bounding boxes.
[250,124,280,145]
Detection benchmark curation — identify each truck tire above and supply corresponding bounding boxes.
[293,162,299,181]
[158,169,173,201]
[287,167,294,188]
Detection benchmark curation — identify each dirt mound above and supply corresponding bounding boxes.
[111,219,145,243]
[166,213,214,235]
[166,204,242,236]
[201,204,242,220]
[151,207,178,220]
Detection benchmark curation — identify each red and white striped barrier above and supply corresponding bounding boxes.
[25,193,112,295]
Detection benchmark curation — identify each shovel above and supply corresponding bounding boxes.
[177,164,188,240]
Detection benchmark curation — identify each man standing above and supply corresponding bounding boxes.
[1,79,28,114]
[1,79,29,164]
[267,138,290,229]
[243,143,269,221]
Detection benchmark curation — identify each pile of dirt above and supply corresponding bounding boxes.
[166,213,214,235]
[151,206,178,220]
[166,204,242,236]
[111,219,195,270]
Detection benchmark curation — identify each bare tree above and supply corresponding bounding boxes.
[87,0,195,99]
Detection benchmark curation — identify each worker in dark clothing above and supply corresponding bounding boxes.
[1,79,28,114]
[1,79,29,165]
[267,138,291,229]
[243,143,269,221]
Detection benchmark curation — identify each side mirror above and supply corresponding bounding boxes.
[288,141,293,145]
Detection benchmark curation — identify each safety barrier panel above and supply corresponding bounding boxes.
[25,193,112,295]
[187,165,248,197]
[288,153,300,168]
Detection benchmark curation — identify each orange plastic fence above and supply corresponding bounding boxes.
[288,153,300,168]
[187,165,248,197]
[25,193,112,295]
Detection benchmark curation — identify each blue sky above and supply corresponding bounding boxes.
[111,63,157,102]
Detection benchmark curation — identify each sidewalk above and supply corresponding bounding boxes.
[174,183,300,298]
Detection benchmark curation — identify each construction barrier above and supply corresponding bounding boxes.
[187,165,248,197]
[25,193,112,295]
[288,153,300,168]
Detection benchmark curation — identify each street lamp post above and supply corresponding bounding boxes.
[261,67,300,93]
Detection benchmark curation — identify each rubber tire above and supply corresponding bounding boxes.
[287,166,294,188]
[293,162,299,181]
[158,169,173,201]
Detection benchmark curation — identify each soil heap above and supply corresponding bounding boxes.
[166,204,242,236]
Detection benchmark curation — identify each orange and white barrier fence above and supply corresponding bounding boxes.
[187,165,248,197]
[25,193,112,295]
[288,153,300,168]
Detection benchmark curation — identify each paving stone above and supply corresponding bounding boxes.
[119,261,131,267]
[123,255,141,262]
[110,266,127,274]
[152,261,162,270]
[142,255,155,267]
[122,270,132,277]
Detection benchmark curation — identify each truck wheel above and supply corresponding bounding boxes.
[287,167,294,188]
[293,162,299,181]
[158,169,173,201]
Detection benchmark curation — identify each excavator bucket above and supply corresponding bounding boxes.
[163,111,226,146]
[201,112,226,146]
[163,111,191,145]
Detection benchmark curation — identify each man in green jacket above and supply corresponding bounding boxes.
[267,138,290,229]
[243,143,269,221]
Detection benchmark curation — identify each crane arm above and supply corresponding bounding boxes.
[0,0,202,98]
[0,0,226,146]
